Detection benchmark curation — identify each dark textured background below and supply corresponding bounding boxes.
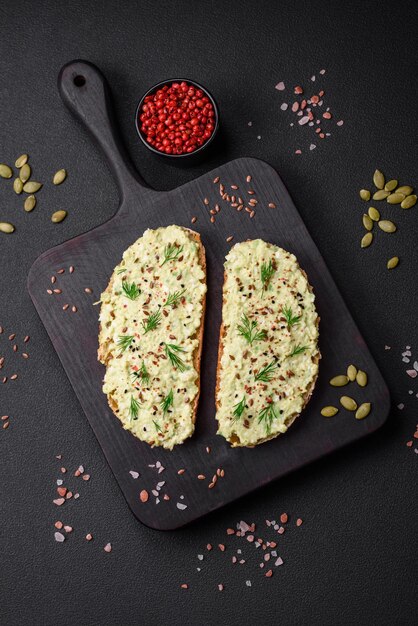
[1,1,417,625]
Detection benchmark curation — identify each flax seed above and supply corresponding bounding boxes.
[8,334,15,341]
[71,306,77,313]
[51,276,56,284]
[247,190,255,195]
[246,175,252,182]
[13,345,17,352]
[191,216,197,224]
[10,374,18,380]
[231,185,238,190]
[24,336,29,343]
[213,176,220,183]
[69,266,74,273]
[177,468,185,475]
[197,474,206,480]
[62,304,69,311]
[57,269,65,274]
[220,469,225,477]
[203,198,209,205]
[237,205,243,211]
[3,422,9,429]
[226,236,234,242]
[53,289,62,294]
[208,482,215,489]
[210,216,215,223]
[268,202,276,208]
[249,210,255,218]
[47,289,53,295]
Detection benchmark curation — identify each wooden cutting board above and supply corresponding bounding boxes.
[28,61,390,529]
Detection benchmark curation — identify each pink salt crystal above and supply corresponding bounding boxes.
[247,535,254,542]
[292,102,299,112]
[64,525,73,533]
[407,370,417,378]
[275,81,285,91]
[53,498,65,506]
[275,557,284,566]
[86,534,93,541]
[104,543,112,553]
[54,532,65,542]
[298,116,310,125]
[280,103,288,111]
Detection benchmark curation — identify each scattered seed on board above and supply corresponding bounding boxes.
[372,190,389,201]
[268,202,276,209]
[368,207,380,221]
[321,406,339,417]
[24,195,36,212]
[340,396,357,411]
[378,220,396,233]
[330,375,349,387]
[359,189,371,201]
[361,232,373,248]
[373,169,385,190]
[51,210,67,223]
[0,222,15,234]
[387,256,399,269]
[384,179,398,192]
[23,181,42,193]
[53,169,67,185]
[19,163,31,183]
[246,175,252,183]
[191,216,197,224]
[356,370,368,387]
[15,154,28,168]
[0,164,13,179]
[401,194,416,209]
[362,214,373,231]
[226,236,234,242]
[13,178,23,194]
[355,402,371,420]
[71,306,77,313]
[347,364,357,381]
[396,185,413,196]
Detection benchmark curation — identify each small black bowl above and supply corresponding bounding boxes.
[135,78,219,160]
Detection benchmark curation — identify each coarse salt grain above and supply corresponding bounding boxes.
[176,502,187,510]
[129,471,139,479]
[104,543,112,553]
[275,82,285,91]
[54,532,65,542]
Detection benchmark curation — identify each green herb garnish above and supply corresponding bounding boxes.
[254,359,279,382]
[289,344,308,357]
[258,403,277,434]
[153,420,162,432]
[131,361,150,386]
[160,389,174,414]
[261,260,275,293]
[164,289,186,308]
[142,310,162,334]
[129,396,141,421]
[232,396,246,421]
[282,306,301,328]
[161,243,184,266]
[237,314,267,345]
[116,267,126,275]
[117,335,134,352]
[122,281,141,300]
[164,343,187,372]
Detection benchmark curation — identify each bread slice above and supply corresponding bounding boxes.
[98,225,206,449]
[215,239,320,447]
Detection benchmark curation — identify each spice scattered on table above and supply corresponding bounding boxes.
[321,364,371,420]
[274,70,343,153]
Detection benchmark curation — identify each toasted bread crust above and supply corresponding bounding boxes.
[215,247,321,447]
[98,227,206,439]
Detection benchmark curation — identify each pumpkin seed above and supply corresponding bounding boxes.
[340,396,357,411]
[368,206,380,221]
[396,185,413,196]
[321,406,339,417]
[372,190,390,200]
[378,220,396,233]
[362,214,373,231]
[373,169,385,189]
[53,169,67,185]
[347,364,357,381]
[24,195,36,212]
[360,189,370,201]
[361,232,373,248]
[23,181,42,193]
[355,402,371,420]
[19,163,31,183]
[0,164,13,179]
[13,178,23,194]
[387,192,405,204]
[51,210,67,223]
[384,179,398,192]
[330,375,349,387]
[0,221,15,234]
[356,370,368,387]
[15,154,28,168]
[387,256,399,269]
[401,194,416,209]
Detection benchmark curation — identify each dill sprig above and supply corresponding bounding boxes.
[232,396,246,421]
[131,361,150,386]
[237,314,267,345]
[164,343,187,372]
[142,310,162,334]
[254,359,279,382]
[161,243,184,266]
[122,281,141,300]
[289,344,308,357]
[153,420,162,433]
[117,335,134,352]
[129,396,141,421]
[261,260,275,293]
[282,306,301,328]
[116,267,126,275]
[258,403,277,434]
[160,389,174,414]
[164,289,186,308]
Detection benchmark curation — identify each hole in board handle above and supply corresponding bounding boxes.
[73,75,86,87]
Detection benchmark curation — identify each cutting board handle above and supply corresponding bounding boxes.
[58,60,156,202]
